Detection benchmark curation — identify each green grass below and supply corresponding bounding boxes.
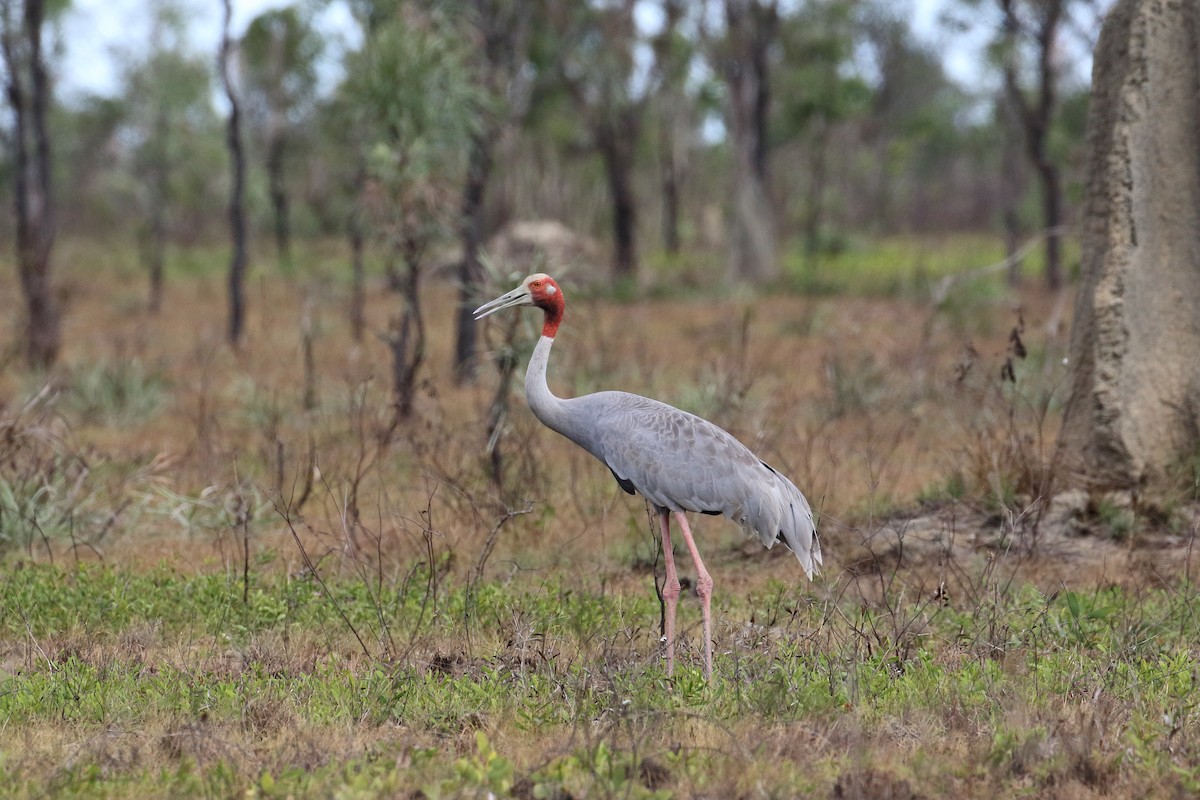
[58,232,1077,305]
[635,233,1081,301]
[781,234,1082,297]
[2,561,1199,797]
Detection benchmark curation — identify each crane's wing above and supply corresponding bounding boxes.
[573,392,822,579]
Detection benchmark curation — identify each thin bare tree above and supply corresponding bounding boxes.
[552,0,654,280]
[719,0,780,283]
[997,0,1066,289]
[1,0,60,367]
[241,7,322,271]
[453,0,531,384]
[651,0,693,257]
[343,6,484,422]
[219,0,249,345]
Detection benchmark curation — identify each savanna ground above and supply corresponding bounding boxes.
[2,235,1199,799]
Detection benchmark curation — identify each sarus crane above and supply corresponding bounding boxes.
[474,273,821,681]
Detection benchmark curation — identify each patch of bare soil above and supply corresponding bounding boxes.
[838,493,1200,589]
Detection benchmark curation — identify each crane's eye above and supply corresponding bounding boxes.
[531,281,541,288]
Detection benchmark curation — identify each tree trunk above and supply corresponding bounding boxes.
[723,0,779,283]
[1058,0,1200,489]
[144,193,167,315]
[659,115,681,255]
[597,118,638,279]
[871,134,893,235]
[1000,92,1026,286]
[349,211,365,342]
[454,0,531,381]
[145,105,169,314]
[1032,0,1063,291]
[220,0,249,345]
[454,129,495,384]
[803,121,829,258]
[485,310,521,488]
[748,7,771,182]
[301,293,317,411]
[1000,0,1064,290]
[1036,156,1062,289]
[267,128,291,270]
[347,163,368,342]
[652,0,686,256]
[1019,112,1063,289]
[728,141,777,282]
[2,0,60,368]
[389,244,426,423]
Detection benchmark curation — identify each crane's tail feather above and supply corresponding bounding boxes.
[756,466,821,580]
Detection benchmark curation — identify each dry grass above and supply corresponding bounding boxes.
[1,238,1075,569]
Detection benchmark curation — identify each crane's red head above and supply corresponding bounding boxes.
[473,272,566,339]
[524,273,565,337]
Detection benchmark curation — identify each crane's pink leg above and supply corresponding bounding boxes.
[674,511,714,681]
[658,510,681,677]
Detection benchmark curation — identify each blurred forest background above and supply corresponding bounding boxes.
[2,0,1109,372]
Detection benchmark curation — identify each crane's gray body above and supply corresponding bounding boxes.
[525,336,822,579]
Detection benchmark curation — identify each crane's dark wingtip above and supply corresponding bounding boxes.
[608,469,636,496]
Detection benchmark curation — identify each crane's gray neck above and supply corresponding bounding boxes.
[525,335,575,438]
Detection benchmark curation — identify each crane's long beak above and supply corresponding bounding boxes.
[473,285,531,320]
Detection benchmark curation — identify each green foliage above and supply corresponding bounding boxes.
[0,393,127,554]
[238,5,325,266]
[423,732,514,798]
[987,724,1048,777]
[16,0,1100,289]
[918,471,968,506]
[1055,590,1114,647]
[0,467,78,550]
[939,277,1008,337]
[783,234,1007,297]
[240,7,322,117]
[532,742,672,799]
[774,0,872,141]
[115,0,224,237]
[1094,497,1137,540]
[341,6,486,247]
